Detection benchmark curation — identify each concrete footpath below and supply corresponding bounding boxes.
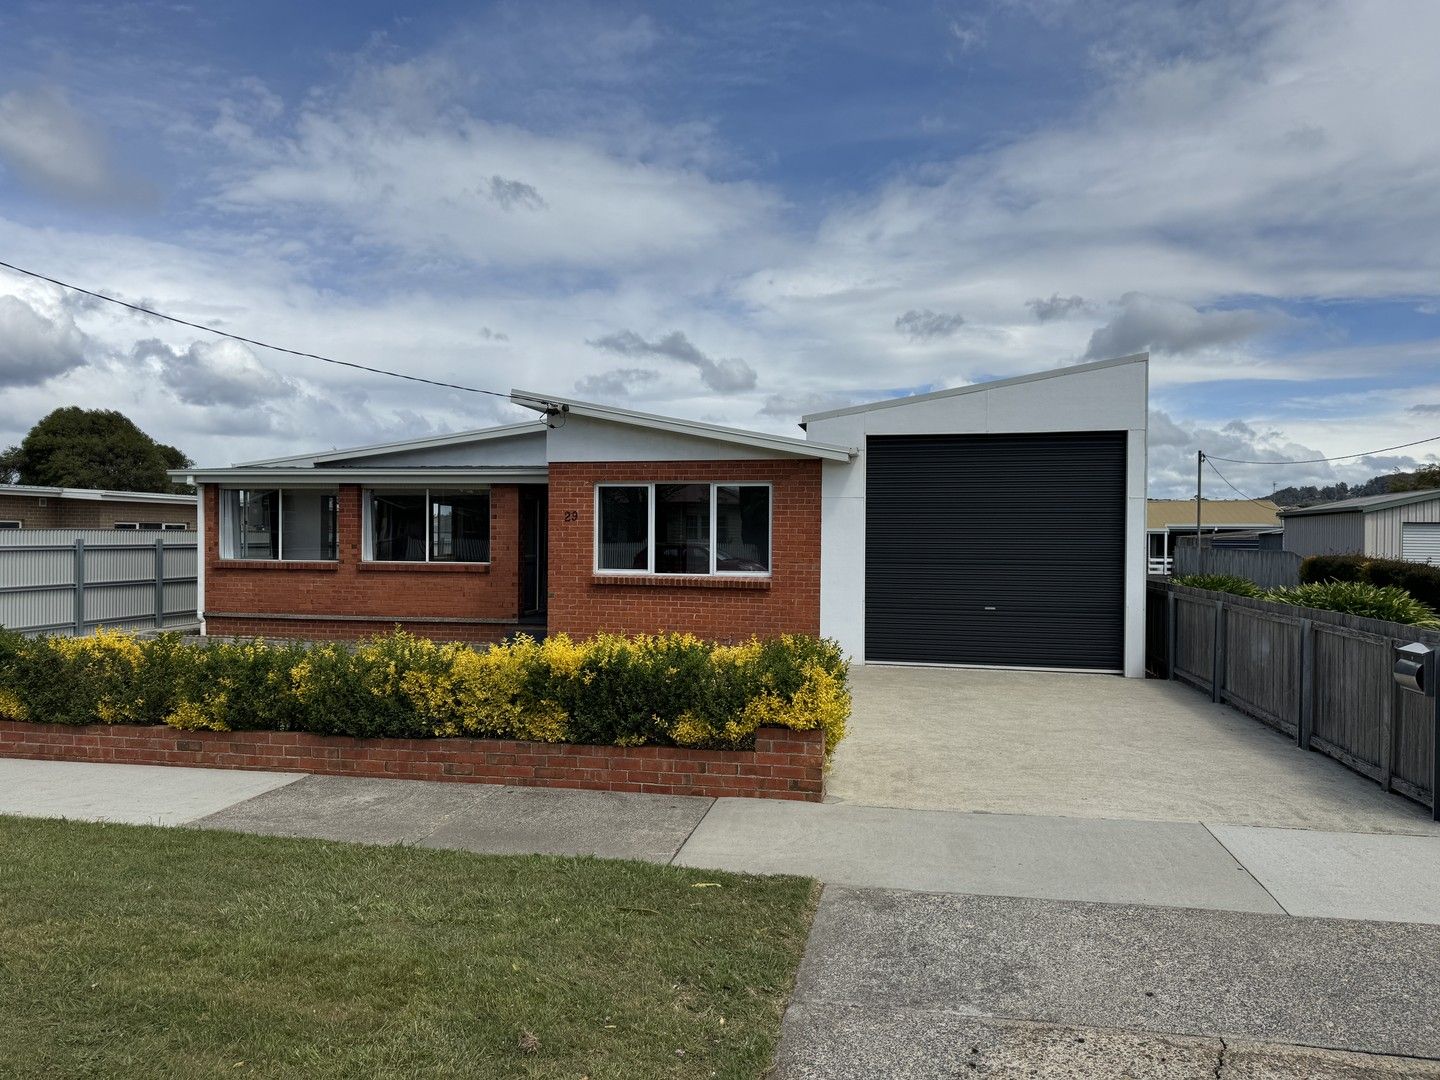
[7,757,1440,1077]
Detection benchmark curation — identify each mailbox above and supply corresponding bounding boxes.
[1394,642,1435,697]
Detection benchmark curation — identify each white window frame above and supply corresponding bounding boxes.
[594,482,772,577]
[219,488,339,562]
[113,522,139,530]
[0,520,21,529]
[362,487,491,564]
[162,522,189,531]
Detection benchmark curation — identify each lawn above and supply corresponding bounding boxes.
[0,816,818,1079]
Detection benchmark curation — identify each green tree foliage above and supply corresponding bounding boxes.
[1,408,192,493]
[1389,463,1440,493]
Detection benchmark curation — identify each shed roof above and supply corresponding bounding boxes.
[1147,498,1282,530]
[1279,488,1440,517]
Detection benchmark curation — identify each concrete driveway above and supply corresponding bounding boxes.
[827,665,1439,834]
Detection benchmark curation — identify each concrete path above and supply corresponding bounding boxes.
[829,665,1440,834]
[5,757,1440,924]
[196,774,712,863]
[772,887,1440,1078]
[0,757,301,826]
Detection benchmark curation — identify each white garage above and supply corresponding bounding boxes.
[803,354,1149,677]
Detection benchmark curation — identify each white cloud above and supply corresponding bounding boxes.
[895,309,965,341]
[0,86,148,205]
[0,295,90,387]
[588,330,758,393]
[1085,293,1281,359]
[132,338,294,408]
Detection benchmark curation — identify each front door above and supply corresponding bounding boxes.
[519,486,548,620]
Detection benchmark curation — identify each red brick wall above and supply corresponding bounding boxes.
[546,460,821,640]
[203,484,523,642]
[0,493,196,529]
[0,721,825,801]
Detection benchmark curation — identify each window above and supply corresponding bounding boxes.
[0,520,20,530]
[221,489,338,561]
[162,522,188,531]
[366,489,490,563]
[113,522,139,531]
[596,482,770,575]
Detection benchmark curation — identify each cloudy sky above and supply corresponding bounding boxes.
[0,0,1437,496]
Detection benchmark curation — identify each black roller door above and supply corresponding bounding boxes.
[865,431,1127,670]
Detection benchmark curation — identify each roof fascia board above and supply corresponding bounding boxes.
[509,389,856,461]
[234,420,546,468]
[170,466,549,486]
[799,352,1149,423]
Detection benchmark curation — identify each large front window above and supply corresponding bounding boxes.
[367,489,490,563]
[596,483,770,575]
[221,489,337,561]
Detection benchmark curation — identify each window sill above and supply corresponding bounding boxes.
[214,560,339,572]
[358,561,492,574]
[592,573,771,591]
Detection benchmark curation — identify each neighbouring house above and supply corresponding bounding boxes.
[1281,488,1440,563]
[172,353,1149,675]
[0,484,197,531]
[1146,498,1283,575]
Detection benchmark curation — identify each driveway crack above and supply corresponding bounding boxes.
[1214,1036,1228,1079]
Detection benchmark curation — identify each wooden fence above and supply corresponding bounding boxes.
[1172,543,1301,588]
[1147,580,1438,812]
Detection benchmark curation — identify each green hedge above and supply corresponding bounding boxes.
[1172,573,1264,598]
[1300,554,1440,610]
[0,628,850,753]
[1266,581,1440,627]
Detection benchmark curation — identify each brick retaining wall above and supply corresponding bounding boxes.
[0,721,825,801]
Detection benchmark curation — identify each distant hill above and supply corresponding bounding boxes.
[1270,468,1438,507]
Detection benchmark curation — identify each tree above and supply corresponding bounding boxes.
[1,408,193,493]
[1390,464,1440,493]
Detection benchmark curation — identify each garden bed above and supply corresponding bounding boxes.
[0,720,825,800]
[0,627,847,800]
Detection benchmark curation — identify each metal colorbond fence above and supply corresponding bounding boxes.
[1147,580,1439,812]
[0,530,198,636]
[1172,543,1302,588]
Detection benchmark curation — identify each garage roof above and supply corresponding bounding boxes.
[799,353,1148,423]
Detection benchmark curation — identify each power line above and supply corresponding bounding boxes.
[1206,432,1440,466]
[1204,456,1282,510]
[0,258,511,400]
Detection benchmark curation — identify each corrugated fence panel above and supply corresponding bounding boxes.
[1221,605,1300,734]
[0,531,198,635]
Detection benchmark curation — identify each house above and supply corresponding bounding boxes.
[1145,498,1283,575]
[1281,489,1440,563]
[0,484,197,531]
[172,353,1148,676]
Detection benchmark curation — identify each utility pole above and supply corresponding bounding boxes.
[1196,450,1204,576]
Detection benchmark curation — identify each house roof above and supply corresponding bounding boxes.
[1279,488,1440,517]
[171,389,857,486]
[235,421,545,467]
[1147,498,1282,530]
[0,483,196,506]
[799,352,1148,424]
[508,389,858,461]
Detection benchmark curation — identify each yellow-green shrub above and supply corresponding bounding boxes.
[0,626,849,753]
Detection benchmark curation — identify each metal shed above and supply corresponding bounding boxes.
[1281,488,1440,563]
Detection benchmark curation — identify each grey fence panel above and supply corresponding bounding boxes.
[0,530,198,635]
[1172,594,1217,689]
[1173,544,1302,588]
[1151,581,1440,812]
[1221,604,1300,735]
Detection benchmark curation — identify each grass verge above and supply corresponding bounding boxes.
[0,816,818,1079]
